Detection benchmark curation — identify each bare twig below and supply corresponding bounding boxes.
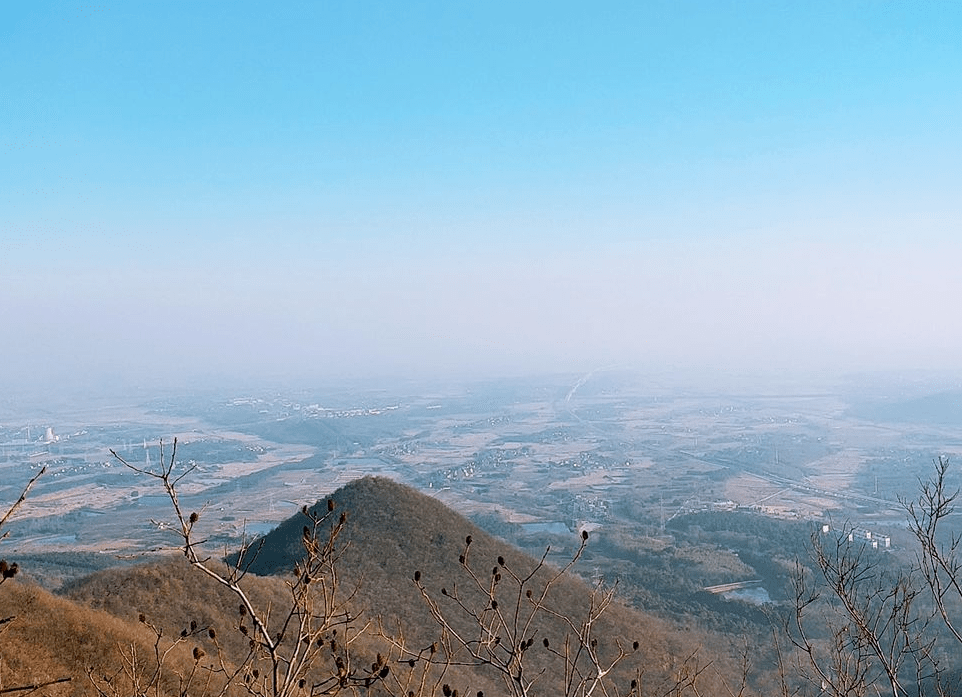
[0,676,72,694]
[388,530,700,697]
[113,440,390,697]
[785,458,962,697]
[0,466,46,541]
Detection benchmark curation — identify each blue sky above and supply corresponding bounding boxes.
[3,2,962,391]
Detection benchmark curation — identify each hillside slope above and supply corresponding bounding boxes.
[64,554,489,696]
[54,476,749,695]
[0,580,216,697]
[234,476,737,695]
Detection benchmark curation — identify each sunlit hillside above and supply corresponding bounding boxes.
[3,477,764,697]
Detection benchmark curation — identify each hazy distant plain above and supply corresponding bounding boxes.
[4,370,960,568]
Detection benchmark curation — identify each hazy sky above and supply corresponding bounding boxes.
[3,2,961,392]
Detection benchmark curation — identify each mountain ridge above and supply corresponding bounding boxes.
[7,475,747,695]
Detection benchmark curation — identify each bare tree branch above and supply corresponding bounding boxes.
[0,466,46,541]
[113,440,392,697]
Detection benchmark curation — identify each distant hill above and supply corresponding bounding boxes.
[15,476,753,696]
[849,389,962,426]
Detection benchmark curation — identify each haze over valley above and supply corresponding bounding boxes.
[5,370,960,592]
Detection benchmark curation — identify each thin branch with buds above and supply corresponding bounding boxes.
[379,529,704,697]
[785,457,962,697]
[112,439,392,697]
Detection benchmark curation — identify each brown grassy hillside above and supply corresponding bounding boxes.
[231,476,742,695]
[6,476,761,696]
[63,556,290,666]
[0,580,215,697]
[64,554,493,696]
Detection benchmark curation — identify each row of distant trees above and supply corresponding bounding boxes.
[2,446,962,696]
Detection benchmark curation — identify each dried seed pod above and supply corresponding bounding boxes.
[193,647,205,661]
[189,511,199,524]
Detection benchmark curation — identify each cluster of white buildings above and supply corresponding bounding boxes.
[821,523,891,549]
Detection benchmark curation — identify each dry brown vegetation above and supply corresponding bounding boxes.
[0,469,216,696]
[240,476,737,695]
[1,468,751,697]
[0,580,236,697]
[10,453,962,696]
